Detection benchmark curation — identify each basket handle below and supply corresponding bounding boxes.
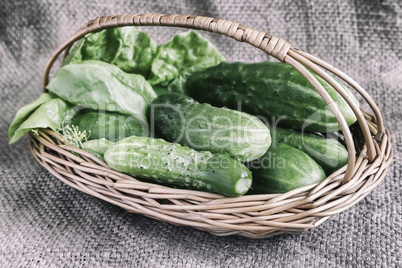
[42,14,292,86]
[42,13,384,185]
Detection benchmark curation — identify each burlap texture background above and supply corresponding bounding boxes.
[1,0,401,267]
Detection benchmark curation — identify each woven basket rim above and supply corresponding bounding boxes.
[30,13,394,238]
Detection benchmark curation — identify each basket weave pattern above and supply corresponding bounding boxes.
[29,14,394,238]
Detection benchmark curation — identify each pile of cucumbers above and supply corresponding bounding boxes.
[9,28,358,197]
[73,60,356,197]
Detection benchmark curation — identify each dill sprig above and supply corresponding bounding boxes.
[31,129,39,136]
[59,125,91,148]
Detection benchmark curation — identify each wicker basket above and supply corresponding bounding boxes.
[29,14,393,239]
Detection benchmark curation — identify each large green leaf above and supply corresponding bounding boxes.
[64,27,157,77]
[46,60,156,120]
[148,31,225,89]
[9,93,56,141]
[9,98,76,144]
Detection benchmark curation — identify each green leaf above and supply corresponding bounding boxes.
[9,93,56,141]
[148,31,225,88]
[64,27,157,77]
[109,27,158,77]
[62,39,85,66]
[166,57,224,94]
[46,60,156,120]
[9,98,77,144]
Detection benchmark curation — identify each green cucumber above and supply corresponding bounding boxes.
[186,61,358,133]
[149,92,271,162]
[249,143,326,194]
[70,111,148,142]
[81,138,115,161]
[104,136,252,196]
[273,127,349,175]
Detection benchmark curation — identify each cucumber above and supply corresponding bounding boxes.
[81,138,115,161]
[70,111,148,142]
[273,127,349,175]
[248,143,326,194]
[104,136,252,196]
[149,92,271,162]
[186,61,358,133]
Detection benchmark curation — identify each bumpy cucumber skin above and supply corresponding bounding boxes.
[104,136,252,196]
[249,143,326,194]
[273,127,349,175]
[71,111,148,142]
[186,61,358,133]
[150,92,271,162]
